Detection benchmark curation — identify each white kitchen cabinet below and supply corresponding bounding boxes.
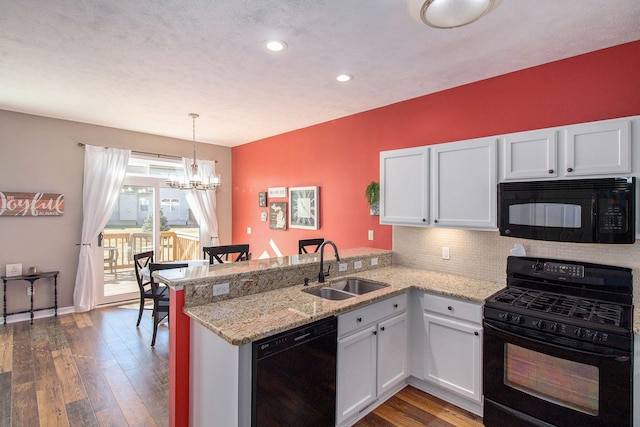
[501,128,558,180]
[409,291,483,416]
[501,117,633,181]
[337,294,408,426]
[337,325,378,424]
[380,147,429,226]
[564,117,631,177]
[422,313,482,403]
[431,137,497,229]
[377,312,409,396]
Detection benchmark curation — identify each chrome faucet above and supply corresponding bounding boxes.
[318,240,340,283]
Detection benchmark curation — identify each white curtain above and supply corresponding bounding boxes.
[182,158,220,246]
[74,145,130,312]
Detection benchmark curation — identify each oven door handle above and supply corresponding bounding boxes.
[483,321,630,360]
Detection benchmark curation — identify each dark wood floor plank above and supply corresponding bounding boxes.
[12,381,39,427]
[372,394,452,427]
[0,372,11,427]
[52,348,87,404]
[99,358,156,426]
[94,405,129,427]
[395,387,483,427]
[66,398,99,427]
[36,385,70,427]
[75,355,125,419]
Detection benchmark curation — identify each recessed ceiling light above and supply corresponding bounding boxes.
[336,74,354,83]
[264,40,287,52]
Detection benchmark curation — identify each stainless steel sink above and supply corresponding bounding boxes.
[302,286,355,300]
[302,278,389,300]
[328,278,389,295]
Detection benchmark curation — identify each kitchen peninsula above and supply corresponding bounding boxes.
[155,247,504,426]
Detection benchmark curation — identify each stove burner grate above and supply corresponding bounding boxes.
[490,288,624,326]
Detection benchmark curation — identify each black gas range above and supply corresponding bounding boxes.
[483,256,634,426]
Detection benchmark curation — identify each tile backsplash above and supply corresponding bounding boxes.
[392,226,640,305]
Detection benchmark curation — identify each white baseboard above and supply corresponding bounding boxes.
[1,306,75,324]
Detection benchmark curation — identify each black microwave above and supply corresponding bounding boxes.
[498,177,636,244]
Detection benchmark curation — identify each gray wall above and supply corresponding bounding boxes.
[0,109,232,313]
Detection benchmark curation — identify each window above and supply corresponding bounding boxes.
[139,197,150,212]
[161,198,180,213]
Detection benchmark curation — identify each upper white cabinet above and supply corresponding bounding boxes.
[501,117,633,181]
[501,129,558,180]
[431,137,497,230]
[380,147,429,226]
[564,117,631,177]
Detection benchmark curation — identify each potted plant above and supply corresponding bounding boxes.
[365,181,380,215]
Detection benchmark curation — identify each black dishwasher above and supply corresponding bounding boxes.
[251,316,337,426]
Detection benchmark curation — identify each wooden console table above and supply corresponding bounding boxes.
[1,271,59,325]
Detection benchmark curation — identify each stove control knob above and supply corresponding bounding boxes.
[591,332,601,342]
[575,328,585,338]
[499,313,513,321]
[513,315,525,324]
[550,323,560,332]
[532,262,543,272]
[533,320,546,329]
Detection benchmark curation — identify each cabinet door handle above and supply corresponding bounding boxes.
[548,169,554,174]
[373,330,377,335]
[422,218,426,222]
[380,326,385,332]
[434,219,438,224]
[567,167,573,173]
[474,331,479,336]
[447,306,453,311]
[357,317,362,323]
[393,303,398,308]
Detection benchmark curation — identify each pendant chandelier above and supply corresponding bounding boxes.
[166,113,221,190]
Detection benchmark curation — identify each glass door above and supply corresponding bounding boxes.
[96,156,201,306]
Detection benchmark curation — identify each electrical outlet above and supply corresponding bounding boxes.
[354,260,362,269]
[367,230,374,240]
[442,247,450,260]
[213,283,230,296]
[339,263,347,272]
[371,257,378,266]
[247,227,252,235]
[27,287,34,296]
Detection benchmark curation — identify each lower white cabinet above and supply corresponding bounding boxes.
[422,313,482,403]
[336,294,408,426]
[410,290,483,415]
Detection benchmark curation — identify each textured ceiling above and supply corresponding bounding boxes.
[1,1,639,147]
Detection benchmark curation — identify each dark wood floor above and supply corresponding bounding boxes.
[0,304,483,427]
[0,303,169,427]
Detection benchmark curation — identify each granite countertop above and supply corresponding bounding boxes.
[184,265,505,345]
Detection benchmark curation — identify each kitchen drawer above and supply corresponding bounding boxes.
[339,293,407,338]
[421,293,481,324]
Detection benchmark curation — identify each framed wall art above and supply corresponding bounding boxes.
[289,186,319,230]
[269,202,287,230]
[258,192,267,207]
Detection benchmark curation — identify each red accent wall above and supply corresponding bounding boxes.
[232,41,640,257]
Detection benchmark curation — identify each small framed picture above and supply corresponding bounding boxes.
[269,202,287,230]
[289,186,319,230]
[258,192,267,207]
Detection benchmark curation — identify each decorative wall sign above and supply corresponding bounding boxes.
[0,192,64,217]
[289,186,319,230]
[258,192,267,207]
[269,202,287,230]
[5,263,22,277]
[268,187,287,198]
